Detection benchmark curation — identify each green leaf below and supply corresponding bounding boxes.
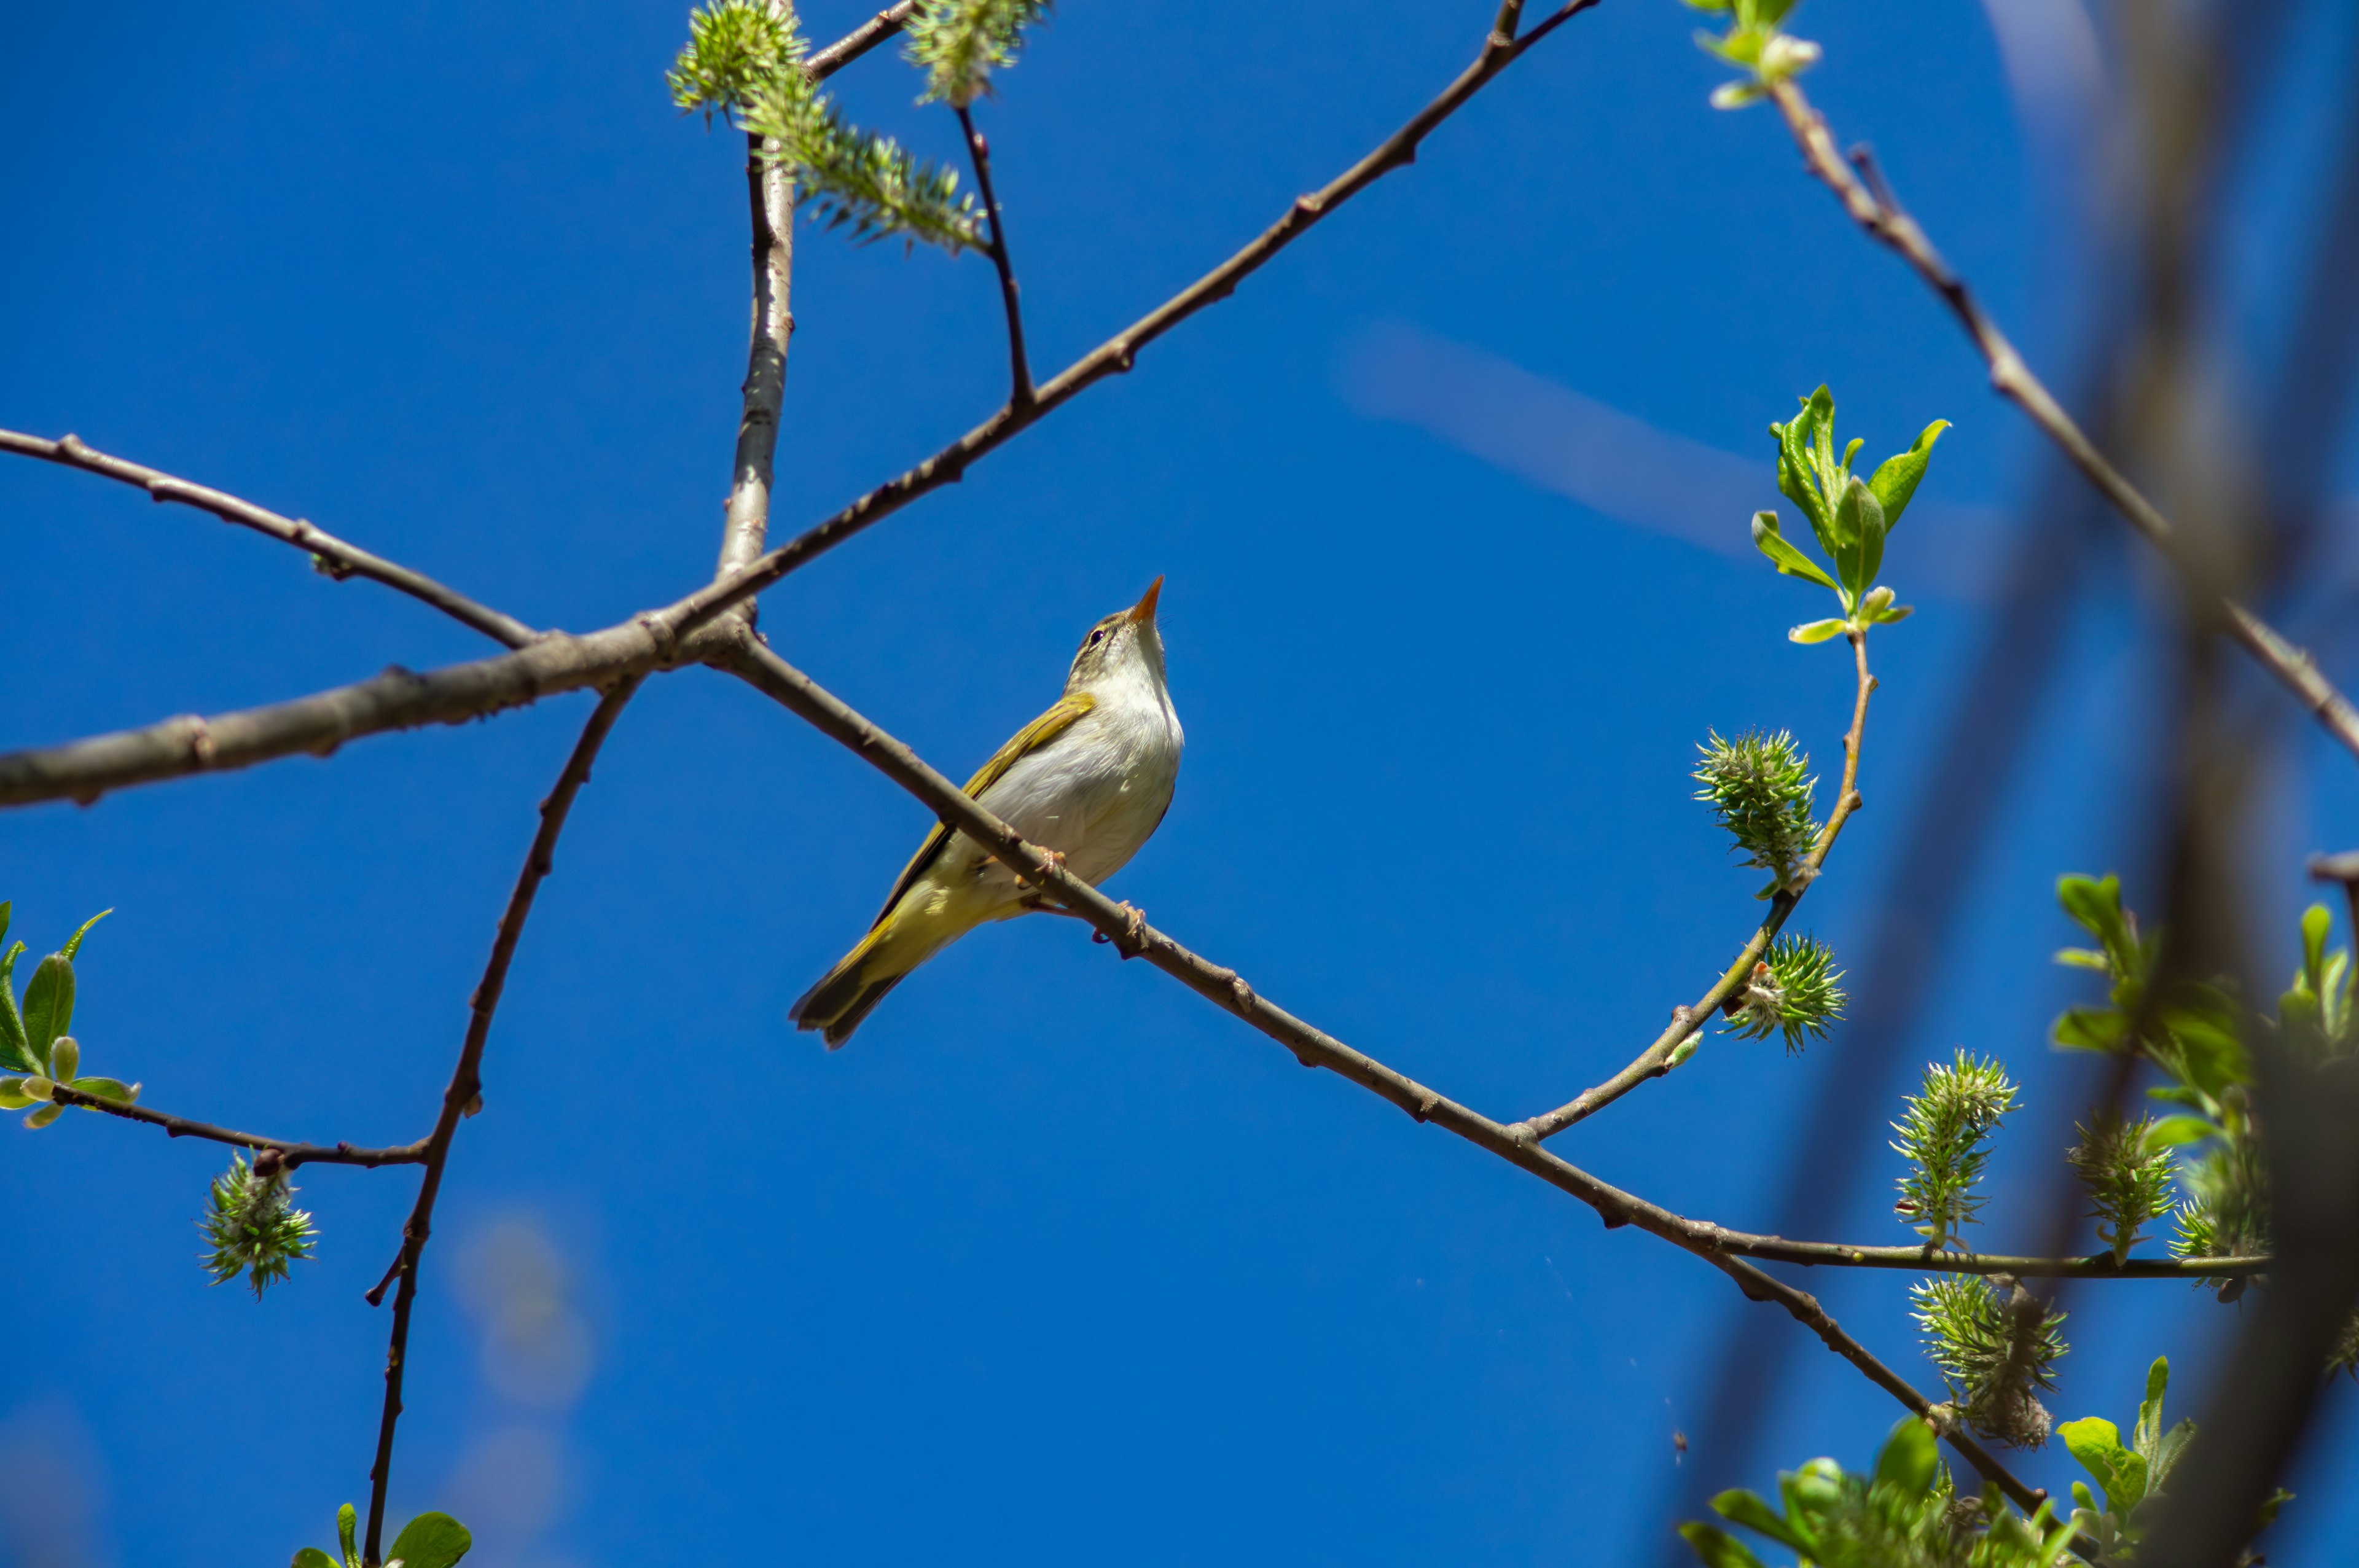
[2054,948,2112,971]
[24,1101,62,1129]
[0,1078,33,1109]
[21,953,74,1071]
[1711,1489,1813,1556]
[2300,904,2331,988]
[69,1076,139,1105]
[0,939,30,1074]
[1866,419,1949,529]
[58,908,110,961]
[386,1511,473,1568]
[1872,1416,1938,1499]
[2143,1115,2217,1150]
[2054,1005,2129,1051]
[2132,1357,2169,1460]
[2060,1416,2147,1513]
[1750,511,1839,590]
[338,1503,360,1568]
[2150,1417,2196,1493]
[2057,874,2129,954]
[1834,476,1887,599]
[1788,618,1848,645]
[1678,1523,1767,1568]
[292,1551,341,1568]
[2257,1487,2293,1529]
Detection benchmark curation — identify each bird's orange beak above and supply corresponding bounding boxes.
[1127,575,1164,625]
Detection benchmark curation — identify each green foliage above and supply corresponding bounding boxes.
[203,1153,318,1298]
[2065,1111,2177,1263]
[2329,1311,2359,1381]
[1729,933,1847,1051]
[1751,386,1946,640]
[2277,900,2357,1060]
[1694,730,1820,897]
[1680,1416,2079,1568]
[0,902,135,1129]
[1911,1275,2067,1450]
[907,0,1052,107]
[295,1502,471,1568]
[2056,1356,2288,1561]
[670,1,984,254]
[1684,0,1823,111]
[2171,1131,2269,1293]
[1891,1051,2016,1250]
[668,0,803,125]
[2048,875,2247,1109]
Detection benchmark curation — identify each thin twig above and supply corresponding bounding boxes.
[956,103,1035,408]
[712,127,797,600]
[0,430,539,650]
[807,1,920,79]
[660,0,1605,639]
[0,3,1605,815]
[715,628,2060,1511]
[44,1084,425,1168]
[360,678,640,1567]
[1516,628,1877,1140]
[1762,79,2359,766]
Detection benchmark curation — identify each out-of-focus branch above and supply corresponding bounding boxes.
[715,629,2069,1513]
[359,677,640,1567]
[808,1,920,78]
[670,0,1605,637]
[957,104,1035,408]
[0,429,539,651]
[1762,79,2359,765]
[1517,630,1877,1140]
[45,1083,426,1168]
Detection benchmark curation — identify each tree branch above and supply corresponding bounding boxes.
[0,3,1606,814]
[713,628,2068,1516]
[1516,628,1877,1141]
[662,0,1605,639]
[0,618,681,808]
[713,127,797,602]
[807,1,920,79]
[44,1083,426,1168]
[0,429,539,651]
[1761,78,2359,766]
[956,103,1035,408]
[359,677,640,1567]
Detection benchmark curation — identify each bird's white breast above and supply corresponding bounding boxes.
[979,659,1182,888]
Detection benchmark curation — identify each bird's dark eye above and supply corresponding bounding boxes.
[1087,628,1106,647]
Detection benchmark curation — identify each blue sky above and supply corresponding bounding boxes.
[4,1,2356,1564]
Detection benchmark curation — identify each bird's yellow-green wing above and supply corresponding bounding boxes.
[870,691,1096,926]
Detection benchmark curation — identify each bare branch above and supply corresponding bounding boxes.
[1517,630,1877,1140]
[0,429,539,650]
[808,1,921,79]
[956,104,1035,408]
[361,676,641,1567]
[45,1083,425,1168]
[714,130,797,596]
[0,619,678,808]
[1762,79,2359,765]
[673,1,1605,636]
[714,629,2071,1517]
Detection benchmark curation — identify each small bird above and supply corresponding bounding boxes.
[791,577,1183,1047]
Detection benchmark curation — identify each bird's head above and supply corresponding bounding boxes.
[1065,576,1167,694]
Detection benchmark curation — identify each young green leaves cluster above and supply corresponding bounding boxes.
[669,1,984,253]
[1891,1051,2015,1251]
[908,0,1052,107]
[2055,1356,2201,1561]
[1729,934,1847,1051]
[1682,0,1821,111]
[1911,1275,2067,1451]
[203,1153,319,1298]
[1750,386,1946,645]
[1694,729,1820,897]
[2064,1112,2178,1265]
[1681,1416,2080,1568]
[0,903,137,1128]
[294,1502,471,1568]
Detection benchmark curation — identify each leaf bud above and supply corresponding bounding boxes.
[21,1074,54,1102]
[25,1102,63,1129]
[49,1036,79,1083]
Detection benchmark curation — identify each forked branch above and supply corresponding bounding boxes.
[957,104,1035,408]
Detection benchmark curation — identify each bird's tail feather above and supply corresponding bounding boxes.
[791,925,909,1048]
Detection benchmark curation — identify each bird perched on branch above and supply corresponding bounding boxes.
[791,578,1183,1046]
